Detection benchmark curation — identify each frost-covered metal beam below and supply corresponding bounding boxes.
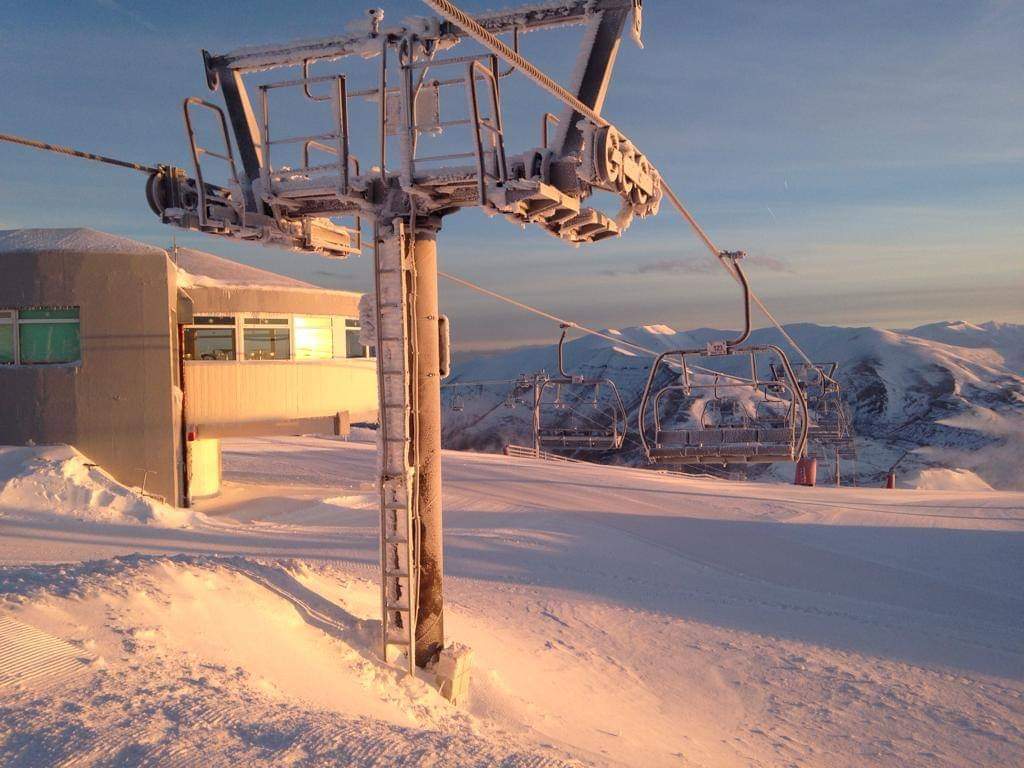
[207,1,630,73]
[553,4,631,155]
[421,0,608,127]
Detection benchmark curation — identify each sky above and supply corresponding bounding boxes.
[0,0,1021,351]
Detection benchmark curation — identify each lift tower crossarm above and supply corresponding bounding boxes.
[422,0,610,128]
[207,1,622,73]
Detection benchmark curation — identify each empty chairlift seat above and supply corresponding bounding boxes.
[531,325,628,453]
[640,343,809,465]
[535,376,627,451]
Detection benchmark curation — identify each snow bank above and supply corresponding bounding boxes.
[0,445,195,527]
[912,468,994,492]
[0,555,580,767]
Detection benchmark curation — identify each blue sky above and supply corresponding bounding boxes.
[1,0,1021,350]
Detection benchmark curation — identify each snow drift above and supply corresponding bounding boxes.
[0,445,195,527]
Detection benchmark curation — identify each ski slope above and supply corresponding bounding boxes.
[1,436,1022,767]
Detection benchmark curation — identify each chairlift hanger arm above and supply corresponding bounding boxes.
[724,253,752,348]
[556,324,573,380]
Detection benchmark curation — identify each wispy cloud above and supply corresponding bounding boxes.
[95,0,156,32]
[601,253,791,277]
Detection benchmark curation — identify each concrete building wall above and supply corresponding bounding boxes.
[0,248,181,504]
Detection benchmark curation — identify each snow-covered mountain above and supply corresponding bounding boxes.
[442,321,1024,490]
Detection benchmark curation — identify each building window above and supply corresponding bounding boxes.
[243,317,290,360]
[0,307,81,365]
[337,317,374,359]
[294,315,333,360]
[184,316,236,360]
[0,311,13,364]
[179,312,375,363]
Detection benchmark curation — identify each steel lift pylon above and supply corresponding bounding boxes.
[144,0,660,673]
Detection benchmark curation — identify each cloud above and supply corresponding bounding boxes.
[601,253,791,277]
[746,254,792,272]
[634,258,716,276]
[95,0,156,32]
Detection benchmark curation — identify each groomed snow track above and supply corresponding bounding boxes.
[1,437,1022,767]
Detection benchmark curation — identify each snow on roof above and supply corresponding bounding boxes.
[171,247,317,290]
[0,227,166,256]
[0,227,359,295]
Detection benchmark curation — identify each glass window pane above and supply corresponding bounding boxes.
[19,321,80,364]
[19,307,78,320]
[346,328,367,358]
[0,323,13,364]
[184,328,236,360]
[331,317,347,358]
[294,316,332,360]
[244,317,288,325]
[244,328,290,360]
[193,315,235,326]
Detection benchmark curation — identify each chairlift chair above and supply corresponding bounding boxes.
[637,256,809,465]
[533,325,628,452]
[774,362,850,444]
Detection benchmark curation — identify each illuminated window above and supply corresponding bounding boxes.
[184,316,236,361]
[244,317,290,360]
[294,315,333,360]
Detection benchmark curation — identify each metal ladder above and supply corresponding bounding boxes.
[373,219,419,675]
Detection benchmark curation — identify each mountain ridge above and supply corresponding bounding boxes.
[443,321,1024,490]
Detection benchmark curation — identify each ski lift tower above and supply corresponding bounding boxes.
[146,0,659,671]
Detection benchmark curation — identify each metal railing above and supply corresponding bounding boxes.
[400,53,509,203]
[183,97,241,229]
[504,444,584,464]
[258,73,351,197]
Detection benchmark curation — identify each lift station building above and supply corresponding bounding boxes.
[0,228,378,506]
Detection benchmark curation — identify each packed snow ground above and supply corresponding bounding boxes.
[1,436,1022,767]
